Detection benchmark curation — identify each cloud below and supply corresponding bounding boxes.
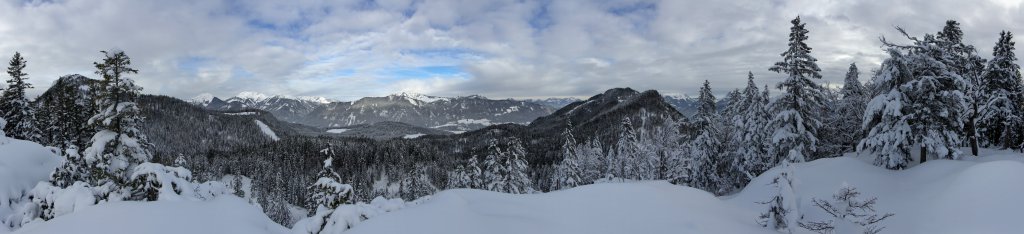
[0,0,1020,100]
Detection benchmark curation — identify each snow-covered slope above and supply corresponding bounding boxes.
[345,182,769,234]
[728,150,1024,234]
[340,149,1024,234]
[14,197,288,234]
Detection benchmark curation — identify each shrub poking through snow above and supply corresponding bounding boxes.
[129,162,193,201]
[758,160,800,233]
[799,183,894,234]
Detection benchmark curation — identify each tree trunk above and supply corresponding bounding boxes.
[920,146,927,164]
[969,102,979,156]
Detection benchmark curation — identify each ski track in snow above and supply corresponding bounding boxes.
[254,120,279,141]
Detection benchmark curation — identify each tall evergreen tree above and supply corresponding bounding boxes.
[861,27,968,169]
[0,52,42,142]
[733,73,772,182]
[686,80,725,193]
[767,16,827,164]
[482,138,534,194]
[82,50,152,190]
[552,123,584,190]
[833,63,869,154]
[978,31,1024,149]
[305,147,352,214]
[936,20,986,156]
[616,118,646,180]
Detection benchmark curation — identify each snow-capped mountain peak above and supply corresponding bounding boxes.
[234,91,270,102]
[189,93,215,105]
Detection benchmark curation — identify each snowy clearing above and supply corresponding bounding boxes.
[402,134,425,139]
[325,128,349,134]
[254,120,280,141]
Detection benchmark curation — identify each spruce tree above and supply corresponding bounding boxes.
[400,164,437,200]
[937,20,986,156]
[1,52,42,142]
[82,50,152,191]
[733,73,772,181]
[504,138,533,194]
[552,123,584,190]
[616,118,643,180]
[978,31,1024,149]
[687,80,724,193]
[305,147,352,215]
[767,16,827,164]
[861,27,968,168]
[834,63,869,153]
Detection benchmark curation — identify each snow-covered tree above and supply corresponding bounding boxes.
[861,27,968,168]
[173,153,188,168]
[448,164,472,189]
[978,31,1024,149]
[552,123,585,190]
[81,50,152,190]
[305,147,353,214]
[685,80,726,193]
[616,117,648,180]
[400,164,437,201]
[799,183,894,234]
[482,138,533,194]
[936,20,987,156]
[0,52,42,142]
[759,160,800,234]
[128,162,193,201]
[49,146,88,188]
[832,63,869,154]
[767,16,827,164]
[732,73,772,182]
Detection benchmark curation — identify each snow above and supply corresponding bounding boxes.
[254,120,280,141]
[14,197,288,234]
[0,138,60,231]
[341,149,1024,234]
[402,134,425,139]
[394,92,449,105]
[325,129,349,134]
[225,112,258,116]
[344,182,769,234]
[235,91,270,102]
[190,93,215,105]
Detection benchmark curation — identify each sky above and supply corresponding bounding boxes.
[0,0,1022,101]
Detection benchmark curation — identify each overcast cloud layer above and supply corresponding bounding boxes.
[1,0,1022,100]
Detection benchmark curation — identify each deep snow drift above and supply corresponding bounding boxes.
[0,137,59,232]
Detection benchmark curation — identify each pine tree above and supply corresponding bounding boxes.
[767,16,827,164]
[504,138,534,194]
[467,155,482,188]
[82,50,153,191]
[978,31,1024,149]
[400,164,437,200]
[687,80,725,193]
[49,145,88,188]
[616,118,643,180]
[936,20,986,156]
[861,27,968,168]
[0,52,42,142]
[552,123,584,190]
[173,153,188,168]
[733,73,772,182]
[482,140,505,191]
[305,147,352,215]
[834,63,869,153]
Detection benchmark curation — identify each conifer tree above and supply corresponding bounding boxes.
[305,147,352,215]
[400,164,437,200]
[733,73,772,181]
[0,52,42,142]
[834,63,869,153]
[82,50,153,191]
[759,160,800,234]
[936,20,986,156]
[767,16,827,164]
[616,118,644,180]
[552,123,584,190]
[978,31,1024,149]
[861,27,968,168]
[504,138,533,194]
[687,80,724,193]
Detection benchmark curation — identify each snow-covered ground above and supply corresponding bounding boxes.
[14,198,288,234]
[402,133,425,139]
[342,149,1024,234]
[325,128,349,133]
[254,120,280,141]
[0,138,59,231]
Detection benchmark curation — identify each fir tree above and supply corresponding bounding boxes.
[173,153,188,168]
[503,138,533,194]
[861,27,968,168]
[936,20,986,156]
[305,147,352,215]
[552,122,584,190]
[616,118,644,180]
[0,52,42,142]
[733,73,772,181]
[834,63,869,153]
[82,50,153,191]
[687,80,725,193]
[400,164,437,200]
[767,16,827,164]
[978,31,1024,149]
